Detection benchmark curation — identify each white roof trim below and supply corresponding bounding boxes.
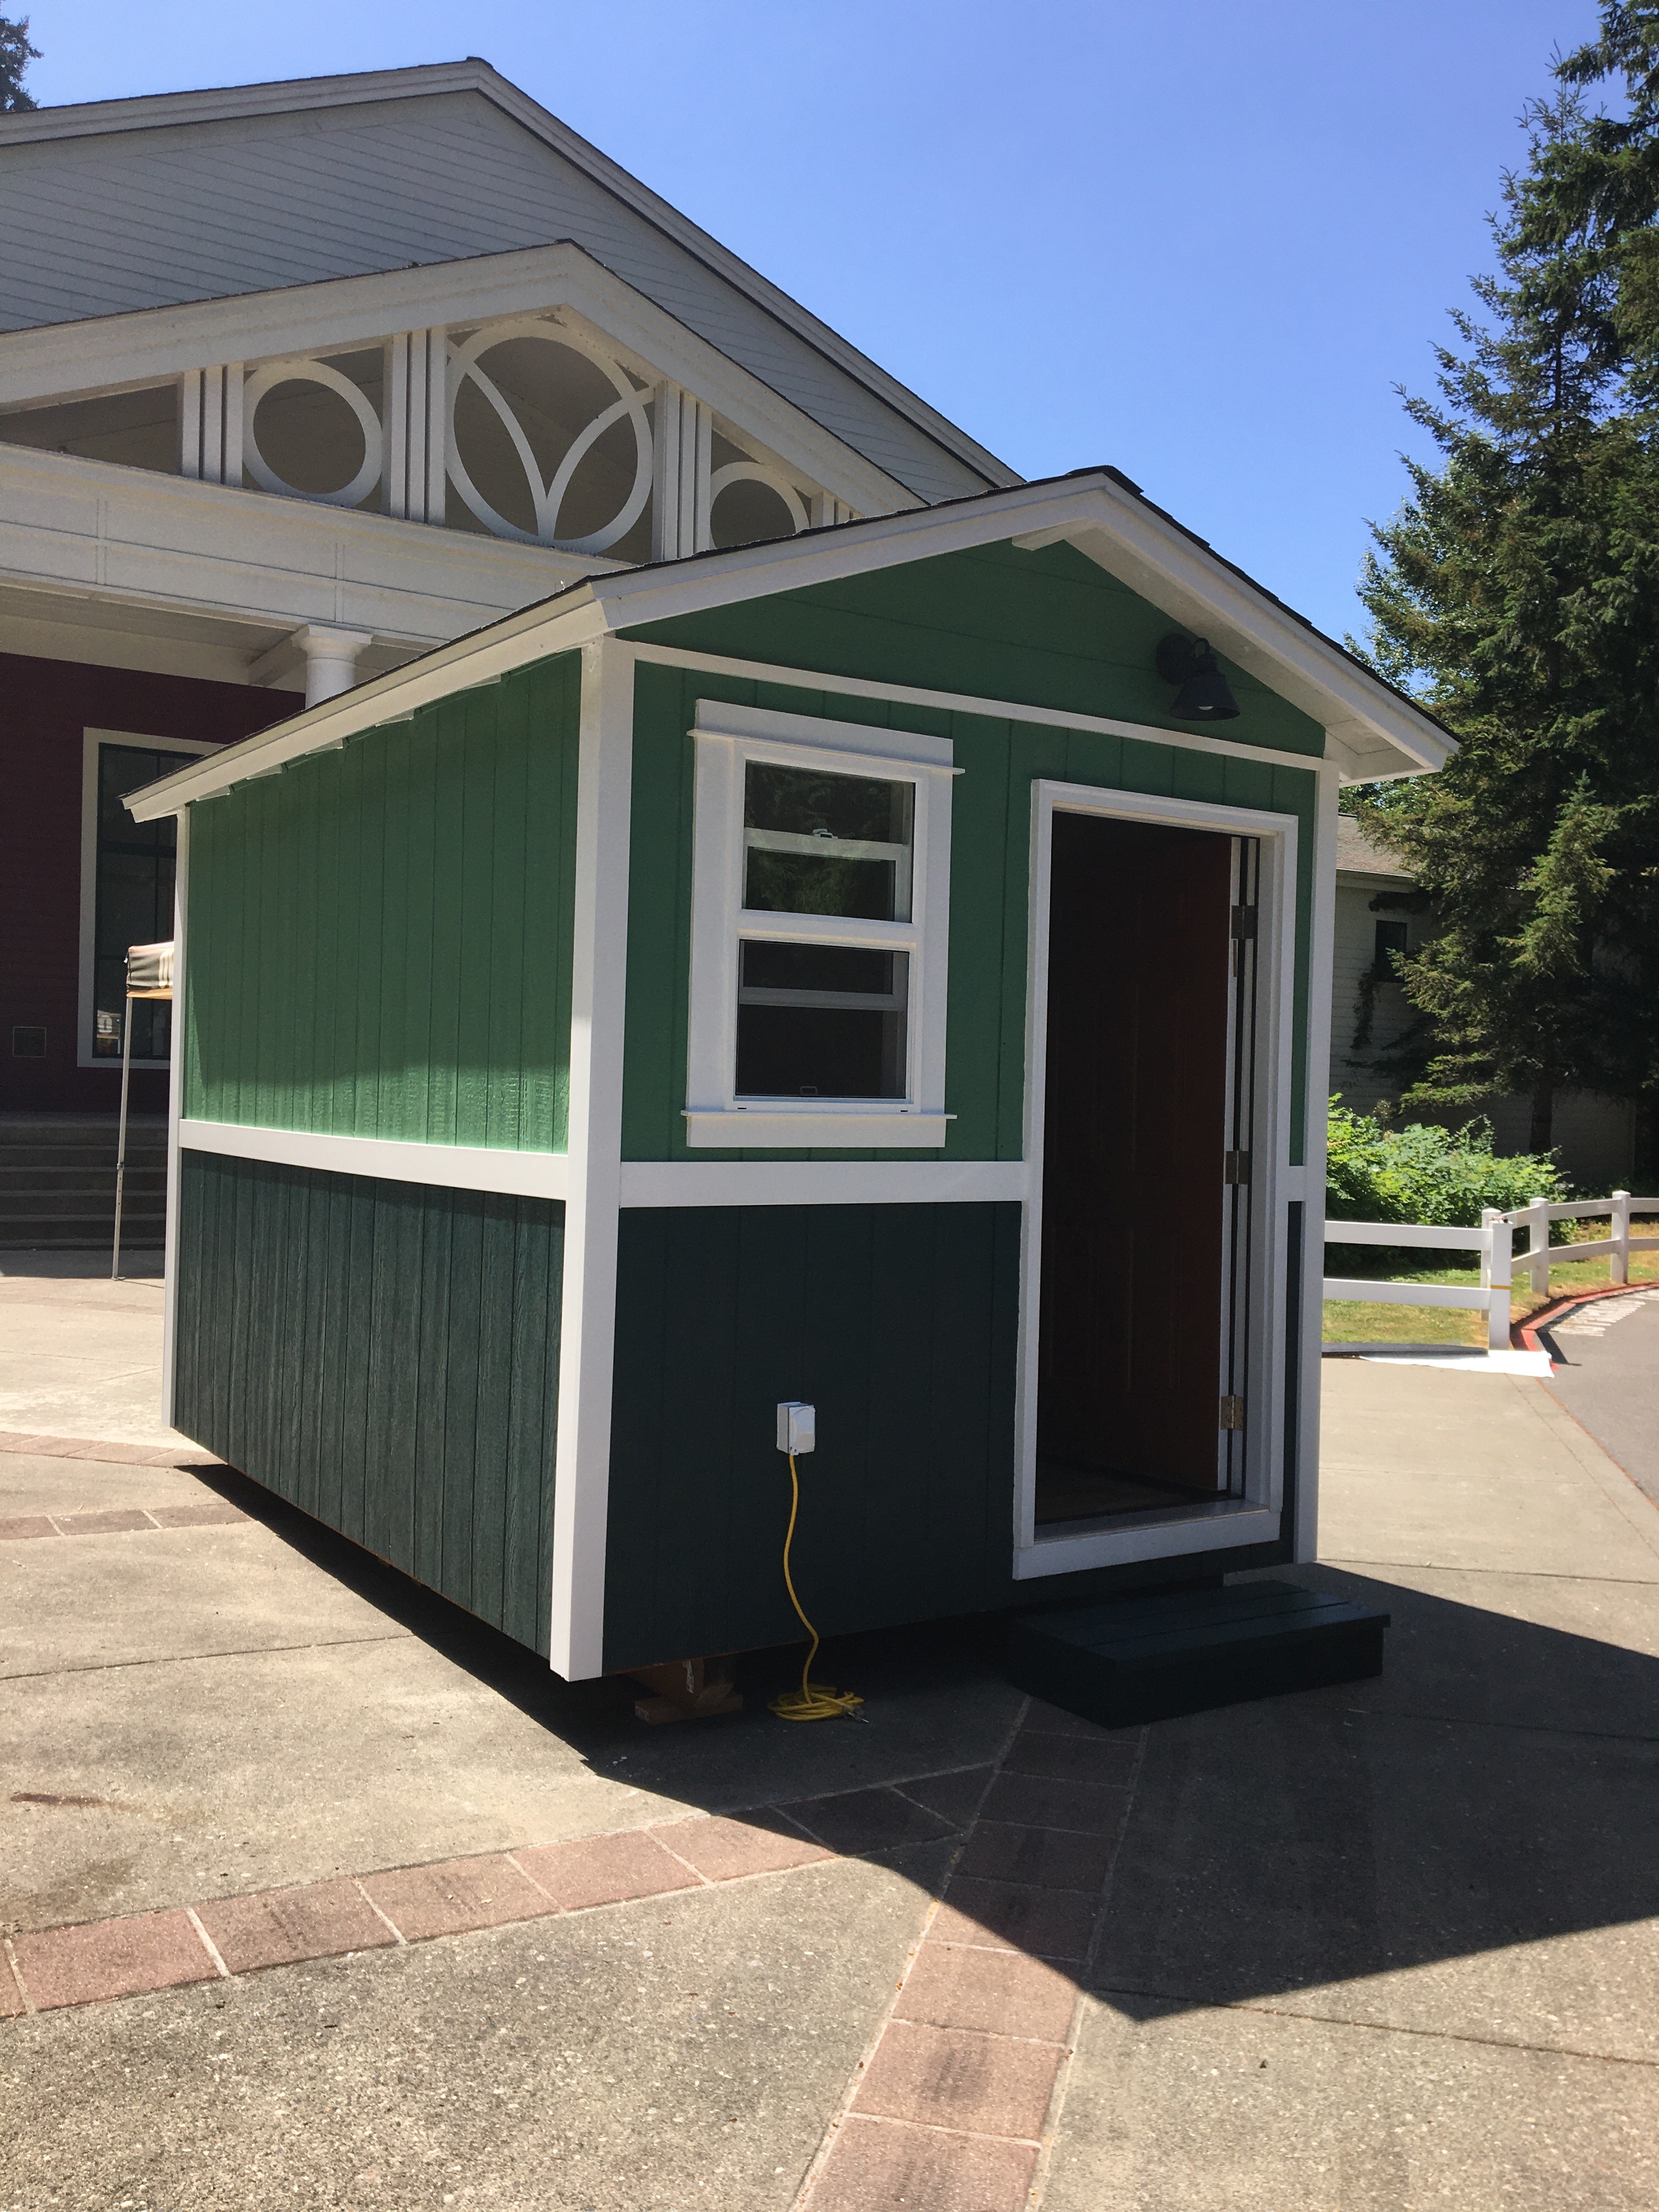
[125,472,1454,819]
[0,244,914,524]
[0,59,1018,498]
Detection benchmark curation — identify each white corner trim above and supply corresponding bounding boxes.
[1014,1504,1282,1578]
[178,1119,570,1201]
[548,635,635,1684]
[682,1110,954,1150]
[618,1158,1024,1206]
[160,809,190,1426]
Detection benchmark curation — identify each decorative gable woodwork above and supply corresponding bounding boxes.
[2,301,860,565]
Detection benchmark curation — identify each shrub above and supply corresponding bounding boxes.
[1325,1098,1567,1228]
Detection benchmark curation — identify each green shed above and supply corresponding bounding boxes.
[126,470,1452,1693]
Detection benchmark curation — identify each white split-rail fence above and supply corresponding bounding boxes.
[1323,1194,1659,1351]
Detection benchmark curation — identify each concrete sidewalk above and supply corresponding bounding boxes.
[2,1264,1656,2210]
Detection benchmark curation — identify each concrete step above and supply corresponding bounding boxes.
[0,1192,166,1220]
[0,1169,167,1194]
[1005,1579,1390,1728]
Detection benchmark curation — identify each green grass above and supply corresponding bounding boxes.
[1322,1217,1659,1345]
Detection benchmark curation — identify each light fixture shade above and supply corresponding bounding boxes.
[1155,633,1241,721]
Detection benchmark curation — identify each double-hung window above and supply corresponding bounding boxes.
[685,701,955,1147]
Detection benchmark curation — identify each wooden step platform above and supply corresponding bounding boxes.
[1006,1579,1389,1729]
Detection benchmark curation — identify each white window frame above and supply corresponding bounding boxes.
[1013,779,1301,1578]
[684,699,956,1149]
[79,729,219,1069]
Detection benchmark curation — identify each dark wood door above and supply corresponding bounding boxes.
[1035,811,1234,1522]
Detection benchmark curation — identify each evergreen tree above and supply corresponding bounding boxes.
[1352,49,1659,1159]
[1,12,38,111]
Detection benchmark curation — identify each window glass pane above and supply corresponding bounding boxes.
[736,941,907,1099]
[93,744,180,1059]
[1372,919,1408,973]
[743,762,913,922]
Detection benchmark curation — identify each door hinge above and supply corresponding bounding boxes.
[1231,905,1258,940]
[1220,1395,1246,1431]
[1224,1150,1251,1185]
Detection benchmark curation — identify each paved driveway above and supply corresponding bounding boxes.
[3,1259,1656,2210]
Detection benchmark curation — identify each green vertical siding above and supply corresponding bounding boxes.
[174,1150,563,1656]
[601,1201,1023,1674]
[620,658,1318,1167]
[185,653,582,1149]
[624,539,1327,752]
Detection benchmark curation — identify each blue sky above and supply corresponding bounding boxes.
[19,0,1605,641]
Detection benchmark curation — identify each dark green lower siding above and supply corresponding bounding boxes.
[176,1151,563,1656]
[602,1201,1022,1673]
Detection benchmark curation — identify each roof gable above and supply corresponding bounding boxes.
[0,62,1012,506]
[124,471,1454,821]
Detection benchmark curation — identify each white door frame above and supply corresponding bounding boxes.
[1013,778,1302,1578]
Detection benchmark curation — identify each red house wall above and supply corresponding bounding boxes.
[2,653,293,1116]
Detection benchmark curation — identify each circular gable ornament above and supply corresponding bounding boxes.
[242,359,385,510]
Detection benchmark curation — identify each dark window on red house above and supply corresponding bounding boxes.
[93,743,180,1061]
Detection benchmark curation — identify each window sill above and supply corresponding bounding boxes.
[684,1108,952,1150]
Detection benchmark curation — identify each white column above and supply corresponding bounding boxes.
[179,370,203,479]
[652,383,712,559]
[298,624,373,707]
[383,330,447,523]
[810,492,854,528]
[179,366,244,484]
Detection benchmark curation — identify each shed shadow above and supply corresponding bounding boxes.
[188,1462,1659,2017]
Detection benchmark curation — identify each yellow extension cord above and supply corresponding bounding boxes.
[768,1453,864,1722]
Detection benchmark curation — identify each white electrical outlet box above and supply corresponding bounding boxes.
[776,1401,816,1454]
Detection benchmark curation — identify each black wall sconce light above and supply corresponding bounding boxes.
[1155,633,1240,721]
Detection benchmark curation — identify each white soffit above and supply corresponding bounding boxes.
[124,472,1454,819]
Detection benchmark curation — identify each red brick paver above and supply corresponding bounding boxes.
[12,1909,217,2011]
[978,1771,1130,1833]
[955,1819,1114,1892]
[896,1943,1076,2042]
[809,2116,1037,2212]
[516,1829,702,1911]
[928,1874,1096,1960]
[0,1431,226,1469]
[361,1854,549,1942]
[653,1812,830,1882]
[145,1500,246,1528]
[48,1508,155,1535]
[195,1878,397,1973]
[854,2018,1064,2138]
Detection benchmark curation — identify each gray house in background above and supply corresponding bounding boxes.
[1330,815,1635,1189]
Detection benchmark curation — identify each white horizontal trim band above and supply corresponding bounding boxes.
[180,1120,1026,1205]
[682,1109,952,1149]
[179,1119,570,1201]
[662,642,1324,775]
[618,1159,1026,1206]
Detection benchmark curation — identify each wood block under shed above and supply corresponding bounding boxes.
[1006,1580,1389,1729]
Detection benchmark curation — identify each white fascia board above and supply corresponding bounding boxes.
[591,478,1455,782]
[1006,498,1453,782]
[0,64,1017,498]
[0,441,602,657]
[125,588,608,819]
[125,472,1453,816]
[0,245,916,526]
